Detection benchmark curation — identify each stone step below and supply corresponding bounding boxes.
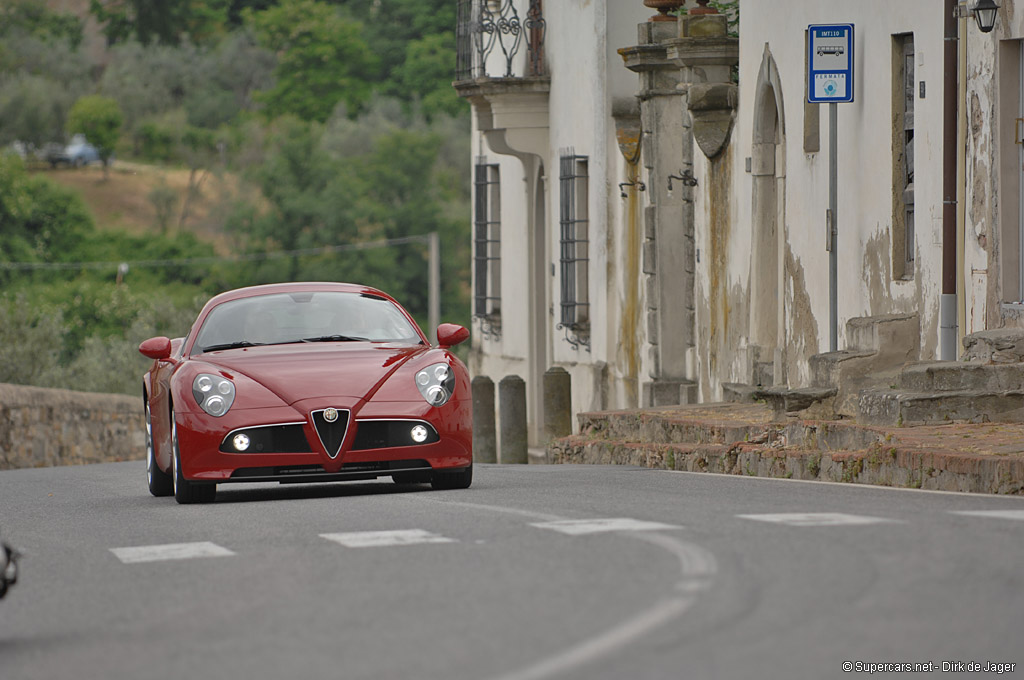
[549,436,895,486]
[962,329,1024,363]
[899,361,1024,393]
[575,403,882,450]
[547,434,1024,494]
[752,386,837,419]
[577,405,769,445]
[858,388,1024,427]
[722,382,758,403]
[846,313,919,356]
[808,350,874,389]
[549,437,739,471]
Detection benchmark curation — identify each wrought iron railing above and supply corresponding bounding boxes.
[456,0,546,81]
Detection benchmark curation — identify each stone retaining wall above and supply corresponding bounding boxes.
[0,383,145,470]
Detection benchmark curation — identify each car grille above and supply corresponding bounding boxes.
[312,408,350,459]
[351,420,440,450]
[228,460,431,483]
[219,424,312,453]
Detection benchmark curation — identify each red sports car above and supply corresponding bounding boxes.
[139,282,472,504]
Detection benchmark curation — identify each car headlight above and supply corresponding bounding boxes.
[415,362,455,407]
[192,374,235,417]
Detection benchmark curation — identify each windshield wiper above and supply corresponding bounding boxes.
[201,340,266,353]
[301,334,369,343]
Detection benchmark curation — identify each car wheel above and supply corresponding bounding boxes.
[171,411,216,504]
[431,463,473,490]
[146,401,173,497]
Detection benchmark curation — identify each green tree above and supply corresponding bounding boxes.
[66,96,124,178]
[0,0,84,47]
[338,0,455,87]
[0,295,65,387]
[89,0,229,46]
[0,154,94,274]
[394,33,465,119]
[246,0,377,122]
[0,75,69,150]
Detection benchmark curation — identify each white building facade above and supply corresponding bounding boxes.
[455,0,1020,447]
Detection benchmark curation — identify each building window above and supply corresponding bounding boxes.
[893,34,915,280]
[473,158,501,336]
[558,151,589,350]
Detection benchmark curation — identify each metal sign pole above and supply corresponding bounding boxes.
[829,102,838,352]
[808,22,852,353]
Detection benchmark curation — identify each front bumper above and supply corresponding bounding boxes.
[175,398,471,482]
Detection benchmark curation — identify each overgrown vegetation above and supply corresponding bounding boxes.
[0,0,470,395]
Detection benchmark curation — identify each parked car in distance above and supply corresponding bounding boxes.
[45,134,102,168]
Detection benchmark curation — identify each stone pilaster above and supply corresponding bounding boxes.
[621,20,696,407]
[620,8,738,407]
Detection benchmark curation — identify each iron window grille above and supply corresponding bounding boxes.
[473,158,501,338]
[456,0,546,81]
[558,151,590,351]
[894,34,915,280]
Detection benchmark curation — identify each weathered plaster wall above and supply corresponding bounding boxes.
[965,3,1024,332]
[468,0,650,441]
[728,0,945,389]
[0,383,144,470]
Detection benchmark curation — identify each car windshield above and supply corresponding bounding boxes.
[193,291,422,353]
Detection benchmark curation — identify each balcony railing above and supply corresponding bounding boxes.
[456,0,546,81]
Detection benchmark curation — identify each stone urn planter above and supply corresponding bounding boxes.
[643,0,683,22]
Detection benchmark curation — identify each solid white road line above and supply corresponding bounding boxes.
[320,529,456,548]
[487,596,695,680]
[949,509,1024,521]
[110,542,235,564]
[736,512,902,527]
[530,517,683,535]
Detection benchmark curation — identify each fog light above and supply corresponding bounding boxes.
[410,425,429,443]
[233,433,250,451]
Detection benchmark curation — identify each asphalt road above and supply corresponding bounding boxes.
[1,462,1022,680]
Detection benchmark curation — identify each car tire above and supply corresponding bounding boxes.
[431,463,472,490]
[146,401,173,497]
[171,411,216,504]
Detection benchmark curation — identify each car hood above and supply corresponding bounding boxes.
[198,342,427,404]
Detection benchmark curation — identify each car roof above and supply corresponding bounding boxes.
[203,281,392,307]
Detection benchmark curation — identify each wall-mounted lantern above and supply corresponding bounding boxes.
[958,0,1000,33]
[973,0,999,33]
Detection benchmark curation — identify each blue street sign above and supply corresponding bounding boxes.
[808,24,854,103]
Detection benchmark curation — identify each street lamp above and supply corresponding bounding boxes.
[973,0,999,33]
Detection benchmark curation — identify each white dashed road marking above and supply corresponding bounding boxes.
[530,518,682,535]
[111,542,235,564]
[950,510,1024,521]
[320,529,456,548]
[736,513,901,527]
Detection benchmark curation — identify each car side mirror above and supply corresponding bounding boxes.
[436,323,469,349]
[139,336,172,360]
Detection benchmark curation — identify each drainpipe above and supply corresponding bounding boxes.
[941,0,959,360]
[957,10,968,352]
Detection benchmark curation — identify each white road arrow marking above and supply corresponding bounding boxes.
[111,542,235,564]
[736,512,901,527]
[320,529,456,548]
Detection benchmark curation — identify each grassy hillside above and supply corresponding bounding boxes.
[32,160,248,252]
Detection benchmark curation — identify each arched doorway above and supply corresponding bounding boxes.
[749,45,787,385]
